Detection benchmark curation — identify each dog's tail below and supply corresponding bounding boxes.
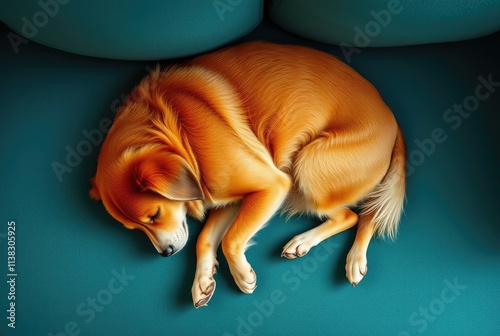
[360,126,406,240]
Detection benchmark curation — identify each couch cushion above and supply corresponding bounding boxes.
[269,0,500,47]
[1,0,263,60]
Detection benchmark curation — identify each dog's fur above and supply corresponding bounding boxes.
[90,42,406,308]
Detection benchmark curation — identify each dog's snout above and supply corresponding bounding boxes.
[161,245,175,257]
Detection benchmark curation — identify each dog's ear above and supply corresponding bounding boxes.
[133,152,204,201]
[89,177,101,201]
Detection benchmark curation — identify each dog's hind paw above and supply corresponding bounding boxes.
[192,274,216,308]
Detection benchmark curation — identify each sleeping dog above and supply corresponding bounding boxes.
[90,42,406,308]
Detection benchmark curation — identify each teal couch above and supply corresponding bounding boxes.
[1,1,499,335]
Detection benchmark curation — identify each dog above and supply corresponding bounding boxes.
[90,41,406,308]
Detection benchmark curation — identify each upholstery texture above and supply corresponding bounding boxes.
[269,0,500,47]
[0,0,263,60]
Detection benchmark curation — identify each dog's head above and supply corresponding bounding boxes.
[90,144,205,257]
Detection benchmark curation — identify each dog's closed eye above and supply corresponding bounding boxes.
[149,207,161,223]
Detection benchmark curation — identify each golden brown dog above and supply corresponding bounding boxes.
[90,42,406,308]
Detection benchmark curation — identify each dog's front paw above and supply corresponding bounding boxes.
[192,274,216,308]
[228,258,257,294]
[281,233,316,259]
[345,244,368,287]
[192,260,218,308]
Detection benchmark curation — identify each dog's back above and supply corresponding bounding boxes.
[188,42,403,227]
[189,42,397,173]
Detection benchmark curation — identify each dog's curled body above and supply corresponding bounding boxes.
[90,42,406,308]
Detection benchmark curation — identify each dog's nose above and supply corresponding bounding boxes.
[160,245,175,257]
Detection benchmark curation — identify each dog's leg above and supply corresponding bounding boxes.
[222,173,291,294]
[282,208,358,258]
[346,212,375,286]
[192,203,241,308]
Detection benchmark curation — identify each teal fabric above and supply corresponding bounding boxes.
[1,18,499,335]
[0,0,263,60]
[269,0,500,47]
